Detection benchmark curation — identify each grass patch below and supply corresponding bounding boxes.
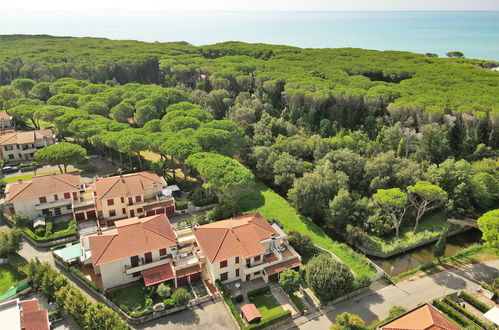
[0,254,27,293]
[360,212,459,254]
[106,284,146,311]
[238,180,376,277]
[249,294,285,320]
[391,244,498,283]
[289,292,305,312]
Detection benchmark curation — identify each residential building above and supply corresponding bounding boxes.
[82,213,203,290]
[0,298,50,330]
[0,129,56,162]
[85,171,175,223]
[81,212,301,290]
[0,112,14,130]
[192,213,301,284]
[4,172,83,220]
[379,303,459,330]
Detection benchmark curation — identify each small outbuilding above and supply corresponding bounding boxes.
[240,303,261,324]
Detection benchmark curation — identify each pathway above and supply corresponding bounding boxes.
[279,259,499,329]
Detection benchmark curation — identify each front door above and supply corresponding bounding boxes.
[144,252,152,264]
[130,209,135,217]
[176,276,188,287]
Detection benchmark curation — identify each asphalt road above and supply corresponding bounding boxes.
[283,259,499,329]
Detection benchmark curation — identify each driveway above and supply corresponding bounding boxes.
[135,301,238,330]
[283,259,499,329]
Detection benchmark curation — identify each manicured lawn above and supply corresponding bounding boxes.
[106,284,146,310]
[360,212,460,254]
[0,265,25,293]
[238,180,376,277]
[249,294,285,320]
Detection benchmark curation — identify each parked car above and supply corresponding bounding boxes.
[2,166,19,173]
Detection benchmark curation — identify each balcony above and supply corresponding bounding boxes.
[34,198,72,211]
[125,256,173,275]
[242,245,300,275]
[173,252,199,270]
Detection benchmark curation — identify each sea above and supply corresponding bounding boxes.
[1,10,498,61]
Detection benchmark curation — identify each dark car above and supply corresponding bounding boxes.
[2,166,19,173]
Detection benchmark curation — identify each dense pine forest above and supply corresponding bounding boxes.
[1,35,498,253]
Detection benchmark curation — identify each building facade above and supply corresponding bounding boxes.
[0,129,56,162]
[0,112,14,130]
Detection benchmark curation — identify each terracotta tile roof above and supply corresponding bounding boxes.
[20,310,49,330]
[5,172,81,202]
[0,129,54,145]
[263,257,301,276]
[142,263,175,287]
[241,303,261,323]
[176,264,202,278]
[94,171,166,201]
[143,200,174,211]
[20,300,39,312]
[381,304,459,330]
[89,214,177,265]
[192,213,278,263]
[0,112,12,120]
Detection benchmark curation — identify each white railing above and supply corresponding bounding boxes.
[125,257,173,275]
[34,198,72,210]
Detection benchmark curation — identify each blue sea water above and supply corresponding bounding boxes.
[1,10,498,60]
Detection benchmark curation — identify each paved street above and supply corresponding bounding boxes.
[135,300,238,330]
[283,259,499,329]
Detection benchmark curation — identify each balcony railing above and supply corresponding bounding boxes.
[124,256,173,275]
[34,198,72,210]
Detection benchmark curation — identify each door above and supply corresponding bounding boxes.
[176,276,188,287]
[189,272,201,283]
[144,252,152,264]
[130,209,135,217]
[86,210,97,220]
[75,212,85,221]
[156,208,165,214]
[146,210,155,216]
[128,197,133,205]
[130,255,139,267]
[165,206,174,215]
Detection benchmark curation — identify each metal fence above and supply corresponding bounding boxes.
[0,281,29,302]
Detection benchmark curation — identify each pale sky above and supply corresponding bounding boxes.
[2,0,499,11]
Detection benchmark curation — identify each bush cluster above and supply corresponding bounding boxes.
[432,299,473,328]
[247,286,271,299]
[480,282,498,299]
[459,291,491,313]
[443,296,495,330]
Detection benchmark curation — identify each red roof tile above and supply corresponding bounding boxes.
[94,171,165,201]
[5,172,81,202]
[381,304,459,330]
[142,263,175,287]
[241,303,262,323]
[20,300,39,312]
[89,214,177,265]
[192,213,278,263]
[263,257,301,276]
[176,264,202,278]
[0,129,54,145]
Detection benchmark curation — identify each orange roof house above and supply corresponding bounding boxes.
[0,129,54,146]
[5,172,81,202]
[192,213,279,263]
[94,171,166,202]
[89,213,177,266]
[241,303,262,324]
[380,304,459,330]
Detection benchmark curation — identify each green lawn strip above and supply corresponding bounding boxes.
[3,169,81,184]
[391,244,497,283]
[106,284,146,311]
[0,265,25,293]
[238,180,376,276]
[360,212,458,254]
[249,294,285,320]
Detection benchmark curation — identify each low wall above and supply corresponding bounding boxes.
[325,286,370,306]
[356,226,472,259]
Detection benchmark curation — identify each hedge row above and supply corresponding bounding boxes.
[432,299,474,328]
[459,291,491,313]
[246,310,292,330]
[215,279,246,329]
[247,286,270,299]
[443,297,495,330]
[480,282,498,299]
[23,225,76,242]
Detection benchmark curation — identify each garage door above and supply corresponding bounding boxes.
[165,206,174,215]
[189,272,202,283]
[176,276,188,287]
[86,210,97,220]
[155,208,165,214]
[146,210,155,216]
[268,273,279,282]
[75,212,85,221]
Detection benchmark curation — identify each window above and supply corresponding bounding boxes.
[5,145,13,151]
[254,255,261,262]
[128,197,133,205]
[159,248,167,256]
[72,192,78,201]
[120,197,125,203]
[235,256,239,264]
[135,195,142,202]
[235,269,240,277]
[122,208,126,214]
[54,194,59,201]
[220,272,228,281]
[39,196,47,204]
[66,205,72,210]
[107,199,114,206]
[29,153,34,158]
[137,208,143,213]
[8,154,14,160]
[64,192,71,199]
[254,271,260,275]
[220,260,228,268]
[109,210,116,217]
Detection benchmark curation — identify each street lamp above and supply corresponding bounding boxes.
[442,273,451,298]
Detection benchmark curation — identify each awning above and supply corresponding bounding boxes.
[141,263,175,287]
[175,264,202,278]
[263,257,301,276]
[60,243,83,262]
[240,303,261,323]
[143,200,173,211]
[484,307,499,325]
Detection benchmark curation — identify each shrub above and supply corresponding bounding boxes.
[69,266,104,294]
[12,213,30,227]
[289,293,305,312]
[388,305,407,319]
[189,187,217,206]
[0,227,23,257]
[157,283,172,299]
[206,198,242,220]
[353,275,371,290]
[480,282,498,299]
[163,298,176,309]
[247,286,270,299]
[278,269,301,294]
[172,288,191,306]
[432,299,474,328]
[215,280,246,329]
[305,254,354,302]
[330,312,365,330]
[443,297,495,330]
[459,291,491,313]
[288,230,314,255]
[34,227,46,236]
[246,310,292,330]
[145,297,153,309]
[175,200,188,210]
[232,294,243,304]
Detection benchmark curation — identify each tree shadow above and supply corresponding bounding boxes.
[321,290,386,325]
[135,306,201,329]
